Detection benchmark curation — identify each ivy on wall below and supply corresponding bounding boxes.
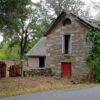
[87,30,100,82]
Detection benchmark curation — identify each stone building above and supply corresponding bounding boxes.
[27,12,100,80]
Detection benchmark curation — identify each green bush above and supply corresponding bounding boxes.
[87,30,100,82]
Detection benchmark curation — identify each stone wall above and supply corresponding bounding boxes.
[45,14,91,81]
[24,68,52,77]
[28,57,39,68]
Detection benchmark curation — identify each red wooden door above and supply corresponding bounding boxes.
[62,63,72,79]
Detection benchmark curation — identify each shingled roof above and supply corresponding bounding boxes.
[26,37,47,57]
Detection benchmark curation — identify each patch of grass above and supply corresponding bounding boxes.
[0,77,99,98]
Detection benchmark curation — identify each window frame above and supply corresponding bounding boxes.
[62,34,72,54]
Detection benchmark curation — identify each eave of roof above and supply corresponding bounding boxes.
[70,13,100,31]
[44,11,66,36]
[44,11,100,36]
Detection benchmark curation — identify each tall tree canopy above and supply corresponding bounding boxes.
[0,0,33,59]
[92,1,100,11]
[35,0,91,20]
[46,0,90,16]
[0,0,31,30]
[0,0,49,60]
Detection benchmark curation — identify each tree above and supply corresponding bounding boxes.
[92,1,100,20]
[0,43,19,60]
[44,0,91,18]
[87,30,100,82]
[0,0,33,76]
[92,1,100,11]
[1,0,50,60]
[1,0,32,59]
[0,0,30,29]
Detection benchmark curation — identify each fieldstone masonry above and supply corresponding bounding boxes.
[45,14,91,81]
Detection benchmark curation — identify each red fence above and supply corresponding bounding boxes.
[0,61,6,78]
[9,65,20,77]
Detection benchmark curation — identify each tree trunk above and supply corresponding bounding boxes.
[19,31,28,77]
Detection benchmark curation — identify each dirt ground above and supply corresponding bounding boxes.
[0,76,97,97]
[0,76,69,91]
[0,76,70,97]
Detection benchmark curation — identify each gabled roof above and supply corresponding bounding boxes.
[71,13,100,30]
[26,37,47,57]
[44,11,66,36]
[27,12,100,57]
[44,11,100,36]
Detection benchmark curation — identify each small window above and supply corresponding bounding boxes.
[64,35,70,54]
[62,18,71,26]
[39,57,45,68]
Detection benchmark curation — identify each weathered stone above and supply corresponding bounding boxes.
[45,13,91,81]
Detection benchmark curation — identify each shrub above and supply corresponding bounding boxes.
[87,30,100,82]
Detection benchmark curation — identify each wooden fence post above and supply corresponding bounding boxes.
[20,60,24,77]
